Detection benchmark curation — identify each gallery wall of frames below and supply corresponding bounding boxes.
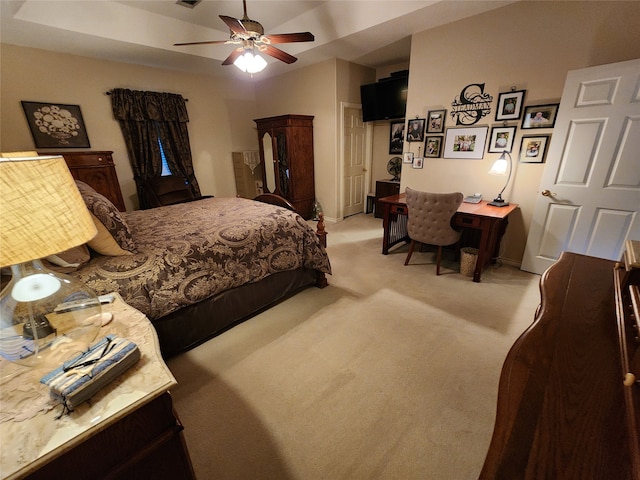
[389,84,558,171]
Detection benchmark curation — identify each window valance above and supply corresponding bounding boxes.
[110,88,189,123]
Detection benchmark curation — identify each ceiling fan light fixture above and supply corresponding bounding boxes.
[234,50,267,74]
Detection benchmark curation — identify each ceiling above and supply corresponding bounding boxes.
[1,0,517,79]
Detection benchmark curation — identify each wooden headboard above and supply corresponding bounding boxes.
[40,151,127,211]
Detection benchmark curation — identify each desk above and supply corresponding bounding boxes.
[0,293,195,480]
[379,194,518,282]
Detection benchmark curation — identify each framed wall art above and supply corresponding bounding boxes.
[406,118,425,142]
[426,109,446,133]
[443,126,488,159]
[518,135,551,163]
[412,156,424,169]
[403,151,414,164]
[424,136,442,158]
[21,101,91,148]
[488,125,516,153]
[522,103,559,129]
[495,90,526,121]
[389,120,405,154]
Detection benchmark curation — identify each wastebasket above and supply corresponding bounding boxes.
[460,247,478,277]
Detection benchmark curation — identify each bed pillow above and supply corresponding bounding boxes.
[75,180,136,254]
[87,212,134,256]
[43,245,92,273]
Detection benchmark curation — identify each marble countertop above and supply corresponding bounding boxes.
[0,293,176,479]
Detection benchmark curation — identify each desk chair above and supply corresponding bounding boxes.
[404,188,463,275]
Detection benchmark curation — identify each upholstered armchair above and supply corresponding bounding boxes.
[404,188,464,275]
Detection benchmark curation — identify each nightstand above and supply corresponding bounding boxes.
[0,293,195,480]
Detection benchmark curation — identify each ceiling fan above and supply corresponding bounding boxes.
[173,0,315,69]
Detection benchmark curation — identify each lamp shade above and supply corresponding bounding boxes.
[488,156,509,175]
[0,156,97,267]
[487,151,513,207]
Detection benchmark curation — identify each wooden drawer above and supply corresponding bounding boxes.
[453,213,482,228]
[40,151,114,168]
[26,392,195,480]
[390,204,407,215]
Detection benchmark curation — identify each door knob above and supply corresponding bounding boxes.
[541,189,556,197]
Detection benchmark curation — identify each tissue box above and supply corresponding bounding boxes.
[40,335,140,411]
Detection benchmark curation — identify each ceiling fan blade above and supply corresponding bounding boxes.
[222,48,244,66]
[219,15,246,35]
[174,40,233,46]
[264,32,315,44]
[262,45,297,64]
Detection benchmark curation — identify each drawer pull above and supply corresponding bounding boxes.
[624,372,636,387]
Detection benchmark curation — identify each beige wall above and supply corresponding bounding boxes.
[0,44,257,211]
[399,0,640,265]
[336,59,377,215]
[2,1,639,264]
[254,59,339,218]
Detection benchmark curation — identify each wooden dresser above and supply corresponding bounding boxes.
[480,246,640,479]
[41,151,126,211]
[374,180,400,218]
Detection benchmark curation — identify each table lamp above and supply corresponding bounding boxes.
[0,155,101,367]
[487,150,513,207]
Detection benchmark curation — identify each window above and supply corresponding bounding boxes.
[158,137,172,176]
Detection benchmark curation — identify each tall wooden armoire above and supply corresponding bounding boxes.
[254,115,315,219]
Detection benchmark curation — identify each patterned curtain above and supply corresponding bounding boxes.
[110,88,201,209]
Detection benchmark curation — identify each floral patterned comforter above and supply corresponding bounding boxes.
[72,197,331,320]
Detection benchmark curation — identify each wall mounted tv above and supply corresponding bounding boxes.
[360,72,408,122]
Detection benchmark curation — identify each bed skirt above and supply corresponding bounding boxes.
[153,268,319,358]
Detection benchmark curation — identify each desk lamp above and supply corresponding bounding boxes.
[0,155,101,367]
[487,150,513,207]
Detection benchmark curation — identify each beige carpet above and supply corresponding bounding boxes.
[167,213,541,479]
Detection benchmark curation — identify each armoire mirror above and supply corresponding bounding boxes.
[262,132,276,193]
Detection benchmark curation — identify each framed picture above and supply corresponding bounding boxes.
[21,101,91,148]
[426,109,446,133]
[412,157,424,169]
[488,125,517,153]
[495,90,526,121]
[403,151,414,164]
[443,126,489,159]
[389,120,405,154]
[518,135,551,163]
[522,103,559,129]
[406,118,425,142]
[424,136,442,158]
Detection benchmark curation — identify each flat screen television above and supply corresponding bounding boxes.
[360,74,408,122]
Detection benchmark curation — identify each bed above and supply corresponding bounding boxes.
[56,181,331,358]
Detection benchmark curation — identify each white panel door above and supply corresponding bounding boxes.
[343,106,367,217]
[521,58,640,274]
